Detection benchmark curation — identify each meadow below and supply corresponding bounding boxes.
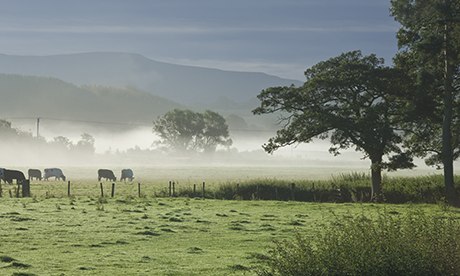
[0,195,448,276]
[0,166,457,275]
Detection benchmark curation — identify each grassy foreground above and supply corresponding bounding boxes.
[0,194,449,275]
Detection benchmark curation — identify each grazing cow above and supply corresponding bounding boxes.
[3,169,26,184]
[44,168,66,181]
[28,169,42,181]
[0,168,4,183]
[98,169,116,181]
[120,169,134,182]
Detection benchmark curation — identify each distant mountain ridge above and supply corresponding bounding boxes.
[0,52,302,107]
[0,74,182,124]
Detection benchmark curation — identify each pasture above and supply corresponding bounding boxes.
[0,191,449,275]
[0,166,455,275]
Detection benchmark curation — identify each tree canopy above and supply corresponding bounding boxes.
[254,51,414,199]
[153,109,232,153]
[391,0,460,205]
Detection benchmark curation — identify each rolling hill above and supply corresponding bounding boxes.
[0,52,302,107]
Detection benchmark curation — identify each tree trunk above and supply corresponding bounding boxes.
[370,160,382,202]
[442,20,459,207]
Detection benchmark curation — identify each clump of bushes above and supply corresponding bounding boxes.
[257,210,460,275]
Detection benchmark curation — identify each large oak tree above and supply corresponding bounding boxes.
[254,51,414,200]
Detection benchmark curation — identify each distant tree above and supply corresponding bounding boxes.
[202,110,232,153]
[391,0,460,206]
[74,133,96,154]
[0,119,17,138]
[153,109,232,153]
[52,136,73,151]
[253,51,414,200]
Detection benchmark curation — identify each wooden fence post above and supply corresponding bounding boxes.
[236,183,239,198]
[202,182,205,198]
[67,181,71,197]
[22,180,30,198]
[169,181,172,197]
[138,183,141,198]
[111,183,115,197]
[193,184,196,197]
[172,181,175,197]
[100,183,104,197]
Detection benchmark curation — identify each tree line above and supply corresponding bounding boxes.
[253,0,460,205]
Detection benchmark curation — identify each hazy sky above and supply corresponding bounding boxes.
[1,0,399,80]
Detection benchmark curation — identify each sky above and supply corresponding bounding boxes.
[0,0,401,81]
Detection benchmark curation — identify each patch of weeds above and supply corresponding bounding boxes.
[140,256,152,262]
[96,203,104,211]
[228,264,251,271]
[246,252,270,261]
[78,266,95,271]
[160,228,176,233]
[12,273,37,276]
[169,217,183,222]
[229,223,246,231]
[295,214,309,218]
[55,204,61,210]
[116,240,129,245]
[239,212,251,216]
[187,247,204,254]
[229,209,238,213]
[89,244,103,248]
[15,227,28,231]
[288,220,305,226]
[0,256,16,262]
[232,220,251,224]
[196,219,212,224]
[136,230,160,236]
[10,217,34,222]
[262,214,276,218]
[141,214,149,219]
[98,197,108,204]
[8,261,31,268]
[158,202,167,206]
[216,213,228,217]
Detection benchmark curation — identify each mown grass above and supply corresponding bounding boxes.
[0,195,449,275]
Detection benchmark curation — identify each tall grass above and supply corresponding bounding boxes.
[257,209,460,275]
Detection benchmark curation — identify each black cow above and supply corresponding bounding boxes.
[28,169,42,181]
[0,168,4,183]
[120,169,134,182]
[44,168,66,181]
[98,169,116,181]
[3,169,26,184]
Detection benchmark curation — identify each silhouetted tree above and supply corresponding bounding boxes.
[391,0,460,205]
[253,51,414,200]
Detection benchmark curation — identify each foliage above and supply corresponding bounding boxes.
[153,109,232,153]
[391,0,460,205]
[253,51,414,199]
[257,210,460,276]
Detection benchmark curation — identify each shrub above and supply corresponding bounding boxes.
[257,210,460,275]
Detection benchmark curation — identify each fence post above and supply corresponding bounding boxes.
[202,182,205,199]
[290,183,295,201]
[111,183,115,197]
[193,184,196,197]
[100,183,104,197]
[22,180,30,198]
[169,181,172,197]
[172,181,175,197]
[138,183,141,198]
[236,183,239,198]
[67,181,71,197]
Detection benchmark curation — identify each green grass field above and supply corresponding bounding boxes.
[0,189,448,275]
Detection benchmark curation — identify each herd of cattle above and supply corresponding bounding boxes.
[0,168,134,184]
